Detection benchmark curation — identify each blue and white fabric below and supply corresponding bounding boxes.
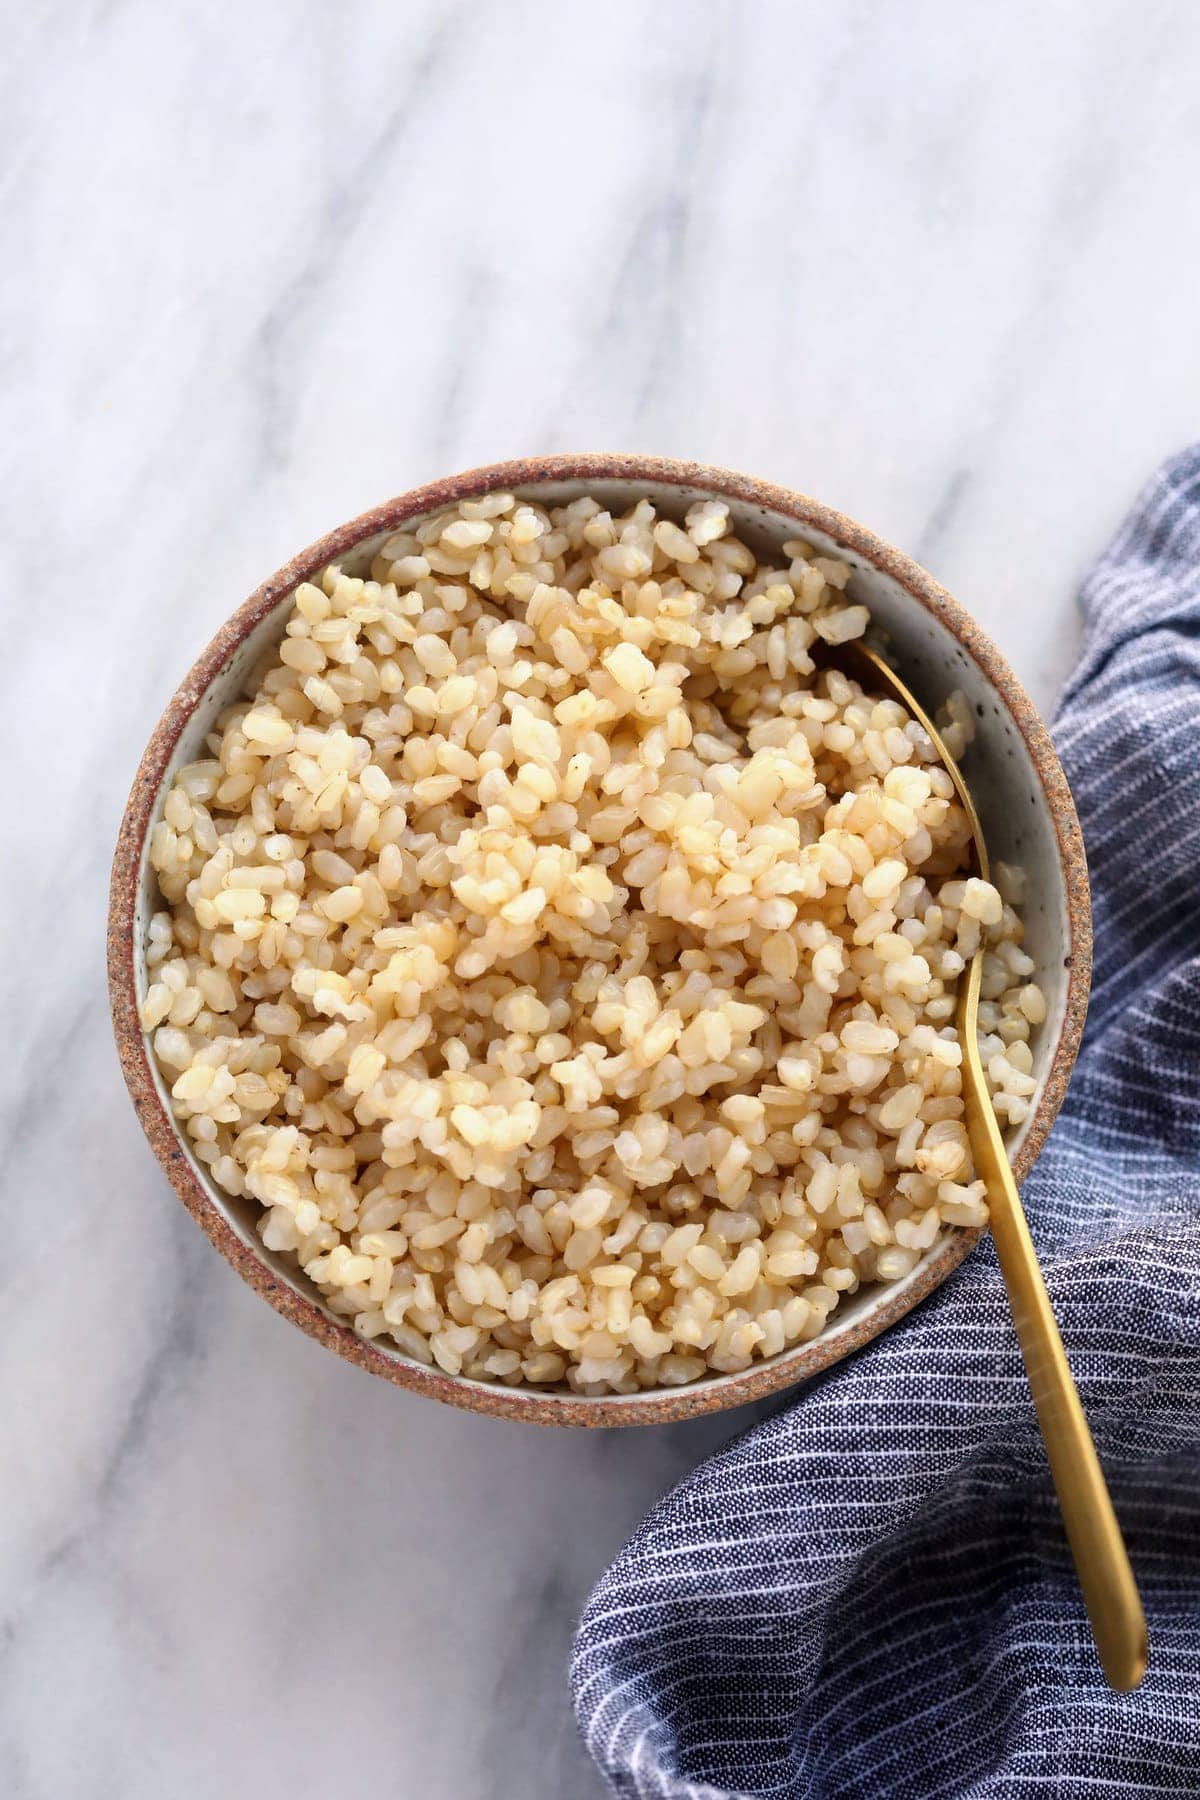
[571,448,1200,1798]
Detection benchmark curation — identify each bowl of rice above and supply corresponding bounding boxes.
[108,455,1091,1425]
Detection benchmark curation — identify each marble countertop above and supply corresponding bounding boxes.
[6,2,1200,1795]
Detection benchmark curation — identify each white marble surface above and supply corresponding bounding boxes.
[5,2,1200,1794]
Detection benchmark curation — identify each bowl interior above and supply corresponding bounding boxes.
[130,471,1079,1415]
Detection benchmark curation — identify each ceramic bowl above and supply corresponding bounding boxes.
[108,455,1091,1426]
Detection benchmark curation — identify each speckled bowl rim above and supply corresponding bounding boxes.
[108,454,1092,1427]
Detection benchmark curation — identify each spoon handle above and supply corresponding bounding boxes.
[961,961,1148,1692]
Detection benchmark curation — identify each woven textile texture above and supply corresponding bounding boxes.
[572,448,1200,1799]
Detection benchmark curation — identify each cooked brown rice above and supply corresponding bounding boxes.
[142,493,1044,1392]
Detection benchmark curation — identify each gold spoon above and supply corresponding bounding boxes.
[835,640,1148,1694]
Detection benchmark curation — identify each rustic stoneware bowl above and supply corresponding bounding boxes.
[109,455,1091,1426]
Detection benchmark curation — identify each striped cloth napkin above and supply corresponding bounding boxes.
[572,448,1200,1799]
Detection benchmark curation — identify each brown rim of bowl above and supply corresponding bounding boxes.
[108,454,1092,1428]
